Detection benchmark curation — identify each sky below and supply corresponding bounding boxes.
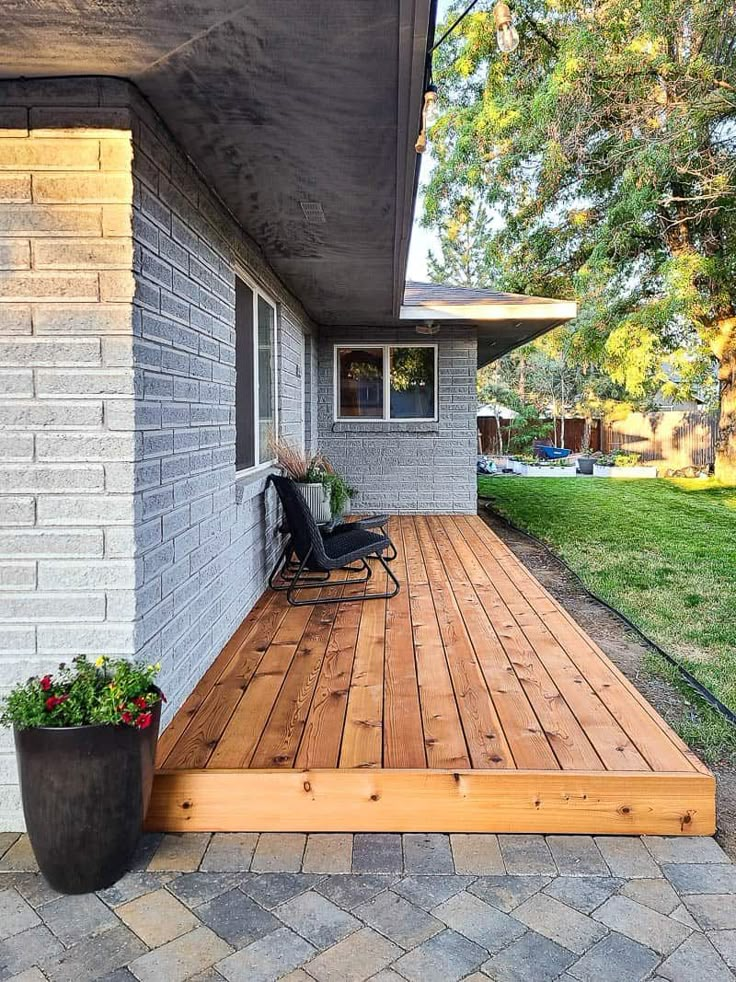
[405,0,454,283]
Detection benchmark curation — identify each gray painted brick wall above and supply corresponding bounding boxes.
[0,78,315,830]
[317,326,477,514]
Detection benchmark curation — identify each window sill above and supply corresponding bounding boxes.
[331,421,439,434]
[234,463,277,505]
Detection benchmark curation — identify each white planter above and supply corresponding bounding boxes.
[593,464,658,479]
[296,482,332,522]
[510,459,523,474]
[517,463,578,477]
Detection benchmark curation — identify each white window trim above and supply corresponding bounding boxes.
[333,343,438,423]
[234,266,279,476]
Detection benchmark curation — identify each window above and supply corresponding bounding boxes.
[235,275,277,471]
[335,344,437,422]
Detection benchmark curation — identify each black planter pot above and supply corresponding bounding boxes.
[14,698,161,894]
[577,457,595,475]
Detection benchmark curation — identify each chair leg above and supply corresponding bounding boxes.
[286,553,399,606]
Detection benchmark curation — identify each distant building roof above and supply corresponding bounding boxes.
[477,402,519,419]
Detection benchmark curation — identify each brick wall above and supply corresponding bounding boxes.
[317,326,478,514]
[0,79,138,825]
[0,79,315,830]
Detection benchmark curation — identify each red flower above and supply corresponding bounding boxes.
[120,711,133,725]
[45,694,68,711]
[40,675,52,692]
[135,712,153,730]
[133,696,148,710]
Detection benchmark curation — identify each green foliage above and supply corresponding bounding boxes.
[428,0,734,417]
[477,475,736,759]
[506,404,554,453]
[390,347,434,392]
[321,472,356,517]
[599,450,643,467]
[0,656,162,731]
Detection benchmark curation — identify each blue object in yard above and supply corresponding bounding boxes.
[537,445,572,460]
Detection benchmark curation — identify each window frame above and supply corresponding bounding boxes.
[333,342,438,423]
[234,267,279,476]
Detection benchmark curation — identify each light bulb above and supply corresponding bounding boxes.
[423,89,440,127]
[493,2,519,54]
[496,22,519,52]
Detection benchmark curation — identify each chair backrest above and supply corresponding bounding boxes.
[267,475,329,566]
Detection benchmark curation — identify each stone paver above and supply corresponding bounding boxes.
[354,889,443,949]
[128,925,231,982]
[644,836,730,865]
[42,923,145,982]
[512,893,607,954]
[482,930,577,982]
[594,837,661,878]
[41,891,118,946]
[167,871,243,908]
[147,833,212,872]
[201,833,259,872]
[547,836,610,876]
[710,930,736,970]
[217,926,316,982]
[306,926,401,982]
[243,872,323,909]
[543,876,621,914]
[499,835,556,875]
[276,891,360,949]
[567,931,661,982]
[0,887,41,940]
[433,890,526,953]
[663,863,736,894]
[0,924,62,978]
[0,833,733,982]
[0,836,38,873]
[684,894,736,930]
[403,834,454,874]
[450,834,504,874]
[116,887,199,947]
[592,894,691,955]
[619,877,680,914]
[393,874,473,910]
[657,932,734,982]
[352,835,403,875]
[251,834,306,873]
[469,873,551,912]
[197,888,280,947]
[0,833,19,860]
[302,834,353,874]
[317,874,393,911]
[392,928,486,982]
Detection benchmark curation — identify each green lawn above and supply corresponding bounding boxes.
[477,475,736,763]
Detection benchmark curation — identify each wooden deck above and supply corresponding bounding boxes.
[148,514,715,834]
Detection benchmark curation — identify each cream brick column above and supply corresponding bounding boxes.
[0,79,137,828]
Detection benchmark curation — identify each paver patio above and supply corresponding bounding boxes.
[1,832,734,981]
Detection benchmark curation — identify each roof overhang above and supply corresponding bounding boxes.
[400,290,578,365]
[0,1,435,327]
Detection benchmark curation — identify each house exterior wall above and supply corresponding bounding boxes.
[318,326,477,514]
[0,78,315,830]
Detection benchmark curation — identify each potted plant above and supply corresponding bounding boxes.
[0,656,163,894]
[270,438,332,522]
[577,448,599,475]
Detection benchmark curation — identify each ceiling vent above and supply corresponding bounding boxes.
[300,201,326,224]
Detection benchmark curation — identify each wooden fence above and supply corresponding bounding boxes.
[478,411,717,470]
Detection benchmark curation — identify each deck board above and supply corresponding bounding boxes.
[150,514,715,835]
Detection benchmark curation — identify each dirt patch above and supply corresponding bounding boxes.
[479,504,736,858]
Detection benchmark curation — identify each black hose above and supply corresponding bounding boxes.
[480,496,736,728]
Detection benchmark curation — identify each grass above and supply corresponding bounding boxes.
[477,475,736,764]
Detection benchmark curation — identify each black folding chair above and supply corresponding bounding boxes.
[266,475,400,606]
